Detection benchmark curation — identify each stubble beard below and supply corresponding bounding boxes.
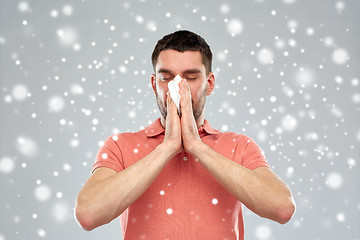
[155,86,207,121]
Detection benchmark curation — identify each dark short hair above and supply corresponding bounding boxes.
[151,30,213,74]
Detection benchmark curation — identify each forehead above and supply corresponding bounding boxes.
[156,50,205,72]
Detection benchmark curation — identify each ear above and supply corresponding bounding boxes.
[206,72,215,96]
[151,74,157,95]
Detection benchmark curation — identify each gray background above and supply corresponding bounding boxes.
[0,0,359,239]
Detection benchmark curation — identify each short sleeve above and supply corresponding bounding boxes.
[92,135,125,173]
[235,136,269,170]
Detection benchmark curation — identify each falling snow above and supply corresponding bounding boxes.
[34,184,52,202]
[1,1,359,240]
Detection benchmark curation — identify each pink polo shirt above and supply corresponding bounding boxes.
[93,118,269,240]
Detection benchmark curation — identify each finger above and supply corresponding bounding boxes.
[179,80,192,112]
[167,91,178,118]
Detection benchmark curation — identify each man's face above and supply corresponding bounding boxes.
[151,49,214,120]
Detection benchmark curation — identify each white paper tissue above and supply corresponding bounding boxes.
[168,75,182,111]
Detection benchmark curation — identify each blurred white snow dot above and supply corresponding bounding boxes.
[330,107,343,118]
[12,84,28,101]
[102,153,108,159]
[160,190,165,195]
[334,75,344,84]
[146,21,157,31]
[18,2,29,12]
[275,38,285,49]
[351,78,359,86]
[112,135,119,141]
[335,1,345,13]
[37,229,46,238]
[52,202,70,222]
[305,132,319,141]
[332,48,349,65]
[166,208,173,215]
[282,85,294,97]
[257,130,268,142]
[282,0,296,3]
[326,172,343,189]
[35,185,51,201]
[228,108,236,116]
[50,9,59,18]
[347,158,356,168]
[217,51,227,61]
[135,15,144,24]
[73,43,81,51]
[336,212,345,222]
[288,39,297,47]
[16,136,38,158]
[286,167,294,177]
[220,4,230,14]
[255,224,272,240]
[281,115,298,132]
[48,95,65,112]
[306,27,315,36]
[257,48,274,65]
[0,156,15,174]
[13,215,20,223]
[352,93,360,104]
[70,84,84,95]
[323,36,334,47]
[212,198,218,205]
[92,118,99,125]
[56,27,78,46]
[0,36,6,45]
[249,108,256,115]
[128,111,136,119]
[226,19,243,36]
[0,234,4,240]
[62,4,74,16]
[119,65,127,73]
[270,96,277,102]
[70,139,80,148]
[63,163,72,172]
[287,20,298,32]
[260,120,268,126]
[221,125,229,131]
[295,67,315,87]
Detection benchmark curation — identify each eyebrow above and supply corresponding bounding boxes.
[157,68,201,74]
[157,68,172,74]
[183,69,201,74]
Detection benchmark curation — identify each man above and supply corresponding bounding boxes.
[75,30,295,239]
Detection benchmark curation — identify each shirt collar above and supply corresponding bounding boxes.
[145,118,165,137]
[145,118,219,137]
[200,119,220,135]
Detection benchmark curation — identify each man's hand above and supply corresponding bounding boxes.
[179,79,203,154]
[163,91,183,156]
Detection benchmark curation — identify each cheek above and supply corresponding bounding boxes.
[192,84,206,100]
[156,84,168,102]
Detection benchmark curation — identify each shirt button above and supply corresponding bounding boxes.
[183,156,188,161]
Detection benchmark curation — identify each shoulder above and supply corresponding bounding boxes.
[110,128,147,142]
[217,131,250,144]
